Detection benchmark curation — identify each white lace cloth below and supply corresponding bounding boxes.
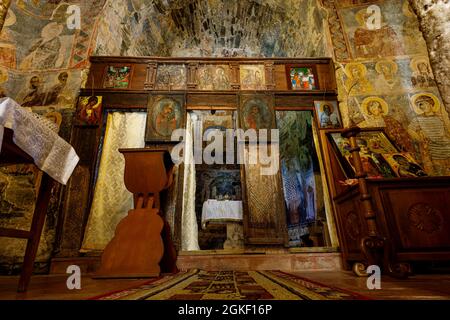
[0,97,79,185]
[201,199,243,229]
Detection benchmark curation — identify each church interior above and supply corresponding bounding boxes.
[0,0,450,301]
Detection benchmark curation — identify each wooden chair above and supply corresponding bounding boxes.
[0,112,62,292]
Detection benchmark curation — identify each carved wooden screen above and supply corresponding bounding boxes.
[241,144,288,245]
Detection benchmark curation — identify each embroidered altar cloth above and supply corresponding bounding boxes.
[201,199,243,229]
[0,97,79,185]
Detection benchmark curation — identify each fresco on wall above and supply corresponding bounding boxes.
[339,1,427,59]
[328,0,450,176]
[0,0,105,269]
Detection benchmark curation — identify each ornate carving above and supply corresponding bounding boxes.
[344,211,361,241]
[144,62,158,89]
[187,62,199,89]
[229,62,241,90]
[264,61,276,90]
[407,202,443,234]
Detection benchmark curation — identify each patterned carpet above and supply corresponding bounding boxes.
[90,269,370,300]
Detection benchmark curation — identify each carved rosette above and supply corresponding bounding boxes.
[344,211,361,241]
[407,202,443,234]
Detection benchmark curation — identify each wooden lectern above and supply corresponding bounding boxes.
[95,148,178,278]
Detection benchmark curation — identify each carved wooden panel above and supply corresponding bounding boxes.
[56,127,100,256]
[381,188,450,250]
[144,62,158,89]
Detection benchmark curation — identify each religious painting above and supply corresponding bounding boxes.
[103,66,132,89]
[410,57,435,88]
[374,59,401,92]
[382,153,428,178]
[407,93,450,175]
[155,64,187,90]
[314,101,342,129]
[239,94,275,140]
[344,62,373,95]
[74,96,103,126]
[286,66,318,90]
[340,2,427,59]
[328,129,398,179]
[240,65,265,90]
[242,144,287,245]
[145,94,185,142]
[201,111,235,135]
[197,65,231,90]
[276,111,325,247]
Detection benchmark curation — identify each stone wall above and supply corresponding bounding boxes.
[408,0,450,113]
[95,0,328,57]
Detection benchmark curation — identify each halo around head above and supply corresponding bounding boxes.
[345,62,367,78]
[375,60,398,74]
[355,9,371,26]
[410,93,440,114]
[410,56,430,73]
[361,97,389,117]
[320,101,335,113]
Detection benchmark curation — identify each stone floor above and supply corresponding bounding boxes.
[1,271,450,300]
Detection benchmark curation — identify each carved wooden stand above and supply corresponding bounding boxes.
[95,148,177,278]
[342,127,409,279]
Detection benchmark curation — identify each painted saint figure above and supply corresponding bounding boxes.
[407,93,450,175]
[213,67,230,90]
[155,100,178,137]
[410,58,435,88]
[245,105,263,130]
[320,103,340,128]
[20,22,64,70]
[78,96,101,125]
[44,72,68,105]
[22,75,44,107]
[392,154,427,178]
[353,8,404,58]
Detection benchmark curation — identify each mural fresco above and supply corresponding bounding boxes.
[329,0,450,176]
[0,0,105,268]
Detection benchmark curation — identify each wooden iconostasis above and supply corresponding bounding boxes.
[60,57,341,257]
